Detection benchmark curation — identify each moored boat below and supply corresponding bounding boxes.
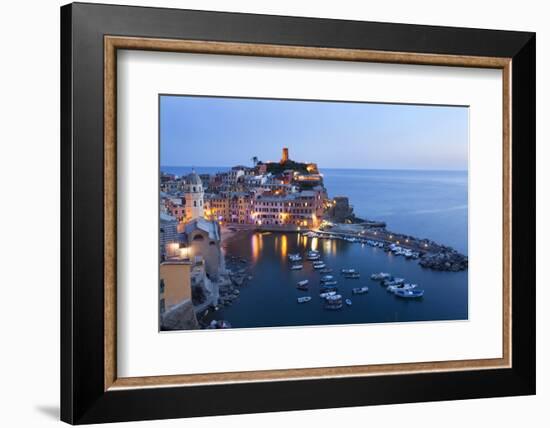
[296,280,310,290]
[341,268,356,274]
[324,294,343,310]
[319,291,337,298]
[344,272,361,279]
[345,299,353,306]
[320,275,334,281]
[321,280,338,286]
[288,253,302,262]
[290,264,303,270]
[352,286,369,294]
[394,289,424,299]
[370,272,391,281]
[297,296,312,303]
[387,283,417,293]
[313,263,326,269]
[319,268,333,273]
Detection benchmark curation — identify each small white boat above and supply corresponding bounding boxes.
[352,286,369,294]
[341,268,356,274]
[297,296,312,303]
[370,272,391,281]
[320,275,334,281]
[313,263,326,269]
[324,294,343,310]
[320,291,337,298]
[344,272,361,279]
[319,268,333,273]
[321,280,338,286]
[387,283,417,293]
[290,264,303,270]
[307,254,321,260]
[345,299,353,306]
[297,280,309,286]
[288,254,302,262]
[394,289,424,299]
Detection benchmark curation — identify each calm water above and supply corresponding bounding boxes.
[162,166,468,328]
[207,231,468,329]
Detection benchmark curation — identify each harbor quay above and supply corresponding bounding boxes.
[158,148,468,330]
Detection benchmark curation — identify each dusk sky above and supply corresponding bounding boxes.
[160,95,468,170]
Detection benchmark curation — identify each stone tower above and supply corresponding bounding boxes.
[281,147,289,163]
[184,170,204,221]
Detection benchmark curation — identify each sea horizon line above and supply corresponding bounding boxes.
[161,165,468,173]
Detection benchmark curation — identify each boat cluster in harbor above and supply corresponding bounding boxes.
[302,230,468,271]
[290,250,367,309]
[370,272,425,298]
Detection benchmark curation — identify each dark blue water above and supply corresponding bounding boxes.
[162,166,468,253]
[322,168,468,253]
[208,231,467,329]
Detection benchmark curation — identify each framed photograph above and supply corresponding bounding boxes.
[61,2,536,424]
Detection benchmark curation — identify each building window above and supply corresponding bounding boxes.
[194,201,197,207]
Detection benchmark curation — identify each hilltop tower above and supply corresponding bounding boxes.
[183,170,204,221]
[281,147,289,163]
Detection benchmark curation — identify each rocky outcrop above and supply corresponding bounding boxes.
[160,299,199,331]
[419,250,468,271]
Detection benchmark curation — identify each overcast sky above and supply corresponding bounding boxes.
[160,95,468,170]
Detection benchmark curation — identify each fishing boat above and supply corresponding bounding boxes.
[297,296,312,303]
[288,253,302,262]
[394,289,424,299]
[306,250,321,260]
[313,263,326,269]
[344,272,361,279]
[290,264,303,270]
[341,268,356,274]
[370,272,391,281]
[345,299,353,306]
[324,294,343,310]
[320,275,334,281]
[387,283,417,293]
[383,277,405,286]
[319,291,337,298]
[296,280,309,290]
[352,286,369,294]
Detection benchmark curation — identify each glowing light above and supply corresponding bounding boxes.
[311,237,318,252]
[281,234,288,258]
[251,234,260,262]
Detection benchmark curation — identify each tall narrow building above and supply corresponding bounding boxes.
[281,147,289,163]
[184,170,204,221]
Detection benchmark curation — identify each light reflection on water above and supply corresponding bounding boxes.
[211,231,468,329]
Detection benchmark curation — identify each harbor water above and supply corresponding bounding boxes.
[210,231,467,328]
